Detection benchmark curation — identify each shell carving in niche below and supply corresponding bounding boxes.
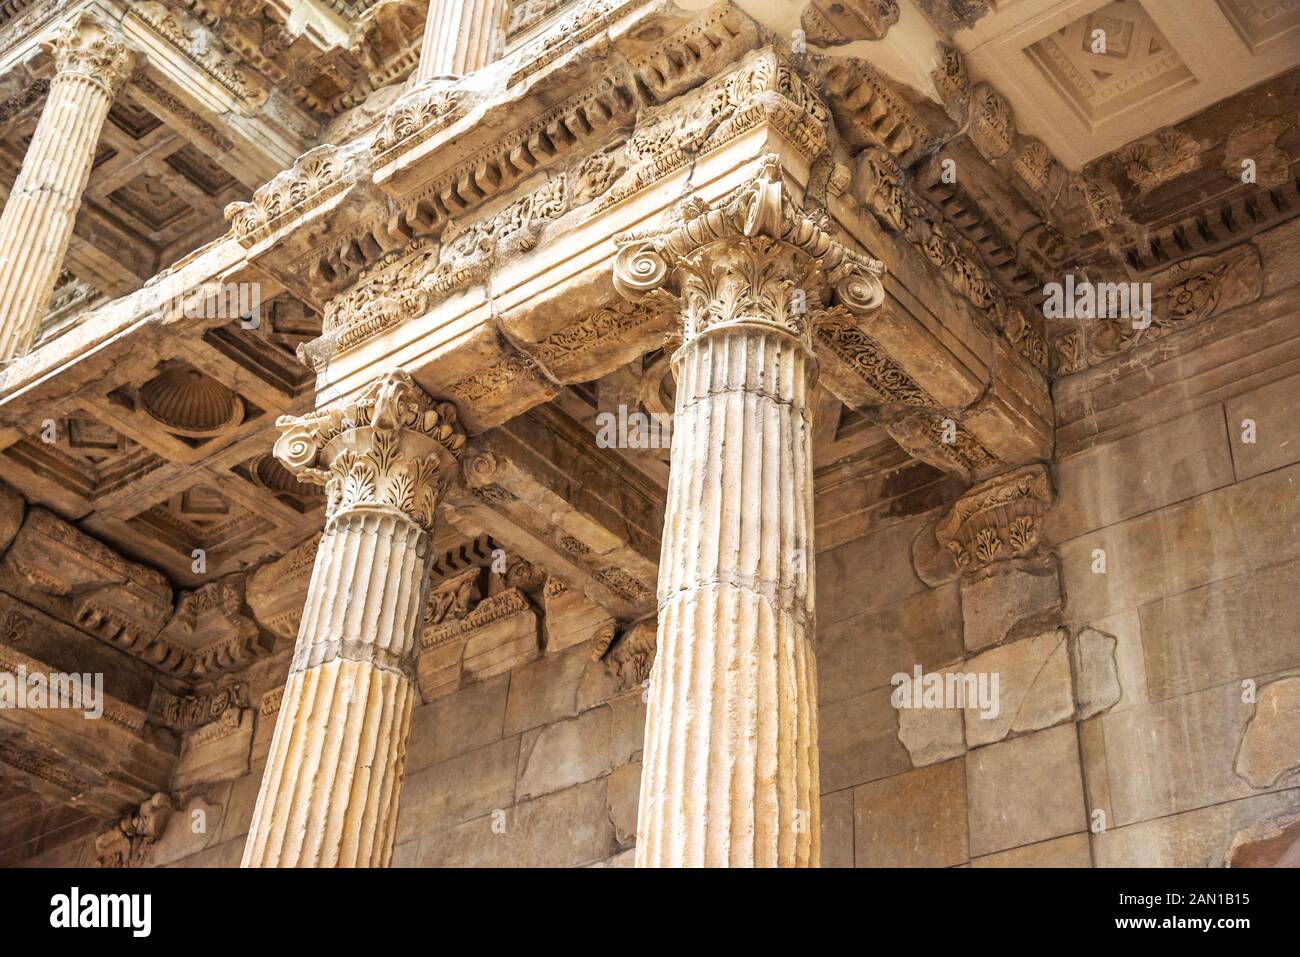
[140,363,244,437]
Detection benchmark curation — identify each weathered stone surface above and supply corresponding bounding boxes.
[174,709,254,790]
[1048,405,1235,544]
[1072,627,1122,719]
[1093,791,1300,867]
[0,482,22,555]
[819,515,931,627]
[1140,558,1300,702]
[606,762,641,847]
[854,759,968,867]
[1235,676,1300,788]
[407,673,509,773]
[517,705,614,801]
[462,598,541,681]
[416,778,619,868]
[1098,681,1267,827]
[970,832,1091,867]
[966,724,1087,857]
[1058,462,1300,623]
[503,641,590,735]
[896,686,966,767]
[151,796,224,867]
[396,736,519,843]
[817,582,962,705]
[960,565,1061,651]
[963,630,1074,746]
[543,583,616,655]
[1225,370,1300,480]
[820,686,913,792]
[820,789,855,868]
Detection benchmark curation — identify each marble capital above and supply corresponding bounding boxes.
[45,13,135,93]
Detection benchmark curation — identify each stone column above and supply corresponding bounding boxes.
[612,156,885,866]
[242,371,466,867]
[416,0,509,81]
[0,15,133,363]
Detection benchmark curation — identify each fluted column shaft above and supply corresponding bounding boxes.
[638,316,821,867]
[417,0,508,81]
[242,372,466,867]
[612,156,886,867]
[0,16,132,363]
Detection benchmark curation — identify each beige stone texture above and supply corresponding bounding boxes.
[853,760,969,867]
[963,630,1074,747]
[1226,370,1300,481]
[396,736,520,844]
[966,724,1087,857]
[960,566,1062,652]
[970,832,1092,868]
[407,672,509,772]
[820,686,912,792]
[819,789,855,868]
[516,705,615,801]
[1235,676,1300,788]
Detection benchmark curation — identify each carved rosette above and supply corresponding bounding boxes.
[613,154,885,352]
[273,371,467,532]
[46,14,134,94]
[936,464,1052,575]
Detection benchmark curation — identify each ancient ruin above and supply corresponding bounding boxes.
[0,0,1297,868]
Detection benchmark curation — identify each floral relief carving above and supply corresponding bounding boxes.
[46,13,134,93]
[225,144,360,246]
[936,464,1052,575]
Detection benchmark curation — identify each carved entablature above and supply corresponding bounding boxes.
[936,464,1052,576]
[0,508,173,659]
[273,371,468,531]
[507,0,643,87]
[157,574,273,679]
[225,143,364,248]
[126,2,267,106]
[612,154,886,349]
[148,679,249,734]
[852,147,1050,375]
[1052,242,1265,376]
[370,83,468,169]
[816,56,942,166]
[421,585,532,649]
[801,0,900,45]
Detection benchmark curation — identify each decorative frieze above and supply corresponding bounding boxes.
[94,793,173,868]
[225,144,362,247]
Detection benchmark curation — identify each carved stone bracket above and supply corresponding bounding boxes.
[935,463,1052,577]
[94,792,173,868]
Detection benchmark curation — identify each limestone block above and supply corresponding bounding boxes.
[587,849,637,868]
[820,789,855,868]
[959,564,1061,651]
[853,759,968,867]
[966,724,1087,857]
[1226,370,1300,480]
[407,672,509,773]
[1235,676,1300,788]
[416,778,619,867]
[606,762,641,847]
[396,736,520,844]
[461,589,541,681]
[608,689,647,765]
[1093,790,1300,867]
[1058,462,1300,623]
[416,635,467,701]
[963,630,1074,747]
[818,515,930,627]
[817,581,962,705]
[911,514,959,587]
[516,705,614,801]
[1100,680,1266,826]
[218,770,264,845]
[1140,558,1300,702]
[504,641,590,735]
[820,686,912,792]
[543,582,616,655]
[970,833,1091,867]
[173,709,254,790]
[896,690,966,767]
[1071,627,1122,719]
[1047,404,1234,543]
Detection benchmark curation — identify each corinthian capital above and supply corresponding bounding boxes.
[273,371,467,531]
[46,14,135,92]
[611,154,885,346]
